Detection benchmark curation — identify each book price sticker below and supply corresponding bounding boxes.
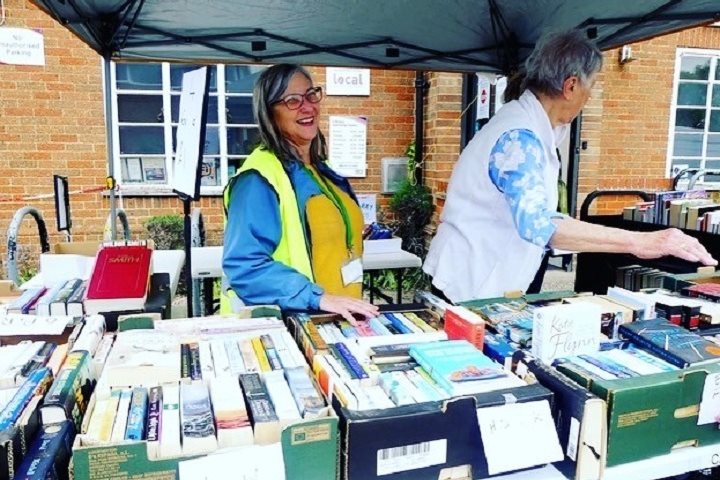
[376,439,447,476]
[477,400,563,475]
[697,372,720,425]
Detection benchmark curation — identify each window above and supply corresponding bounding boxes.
[110,62,265,194]
[667,49,720,181]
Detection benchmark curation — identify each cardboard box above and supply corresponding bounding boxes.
[363,237,402,255]
[335,384,553,480]
[72,415,338,480]
[52,241,101,257]
[557,361,720,467]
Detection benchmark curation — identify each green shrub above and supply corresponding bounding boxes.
[145,215,186,294]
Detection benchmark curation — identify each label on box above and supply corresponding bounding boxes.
[567,417,580,460]
[698,372,720,425]
[290,423,331,445]
[477,400,563,475]
[376,439,447,475]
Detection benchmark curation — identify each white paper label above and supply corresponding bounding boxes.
[698,372,720,425]
[341,258,363,285]
[376,439,447,476]
[477,400,564,475]
[567,417,580,460]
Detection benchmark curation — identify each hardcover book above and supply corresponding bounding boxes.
[532,302,602,364]
[84,245,153,314]
[40,351,94,430]
[618,319,720,367]
[13,420,74,480]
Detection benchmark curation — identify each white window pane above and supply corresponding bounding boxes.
[673,133,703,157]
[119,126,165,154]
[225,65,265,93]
[170,65,217,92]
[200,157,221,186]
[118,94,163,123]
[171,95,218,123]
[116,64,162,90]
[227,127,260,155]
[172,126,220,155]
[708,134,720,157]
[121,156,167,184]
[675,108,706,132]
[226,96,254,124]
[677,83,707,106]
[680,56,710,80]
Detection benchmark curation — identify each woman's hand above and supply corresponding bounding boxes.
[319,294,379,325]
[632,229,717,266]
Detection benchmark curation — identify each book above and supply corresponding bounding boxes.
[283,367,325,418]
[17,342,56,381]
[13,420,74,480]
[40,351,94,430]
[180,382,217,455]
[34,283,65,317]
[159,383,181,459]
[70,315,106,356]
[85,390,122,445]
[619,319,720,367]
[65,280,86,317]
[50,279,83,316]
[532,303,602,364]
[84,244,153,314]
[444,306,486,348]
[91,333,115,379]
[264,371,301,422]
[0,368,53,431]
[146,386,163,459]
[209,376,253,448]
[6,287,46,315]
[125,387,148,441]
[104,330,181,387]
[239,373,279,444]
[110,388,133,443]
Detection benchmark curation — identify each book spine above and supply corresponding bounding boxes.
[403,312,436,333]
[260,335,283,371]
[188,343,202,381]
[159,383,181,459]
[264,373,301,420]
[251,337,272,372]
[239,373,278,424]
[42,351,91,429]
[368,317,392,336]
[284,367,325,417]
[0,368,52,431]
[198,341,216,380]
[180,344,191,379]
[334,342,368,380]
[91,333,115,379]
[384,313,413,334]
[71,315,106,356]
[618,325,688,368]
[146,386,163,444]
[301,320,327,350]
[210,340,231,377]
[13,421,73,480]
[238,339,260,374]
[124,387,148,440]
[18,342,55,379]
[110,388,133,442]
[577,354,635,378]
[224,339,246,375]
[180,382,217,454]
[267,332,297,369]
[326,343,358,379]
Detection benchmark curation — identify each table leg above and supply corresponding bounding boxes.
[203,278,214,315]
[396,269,403,304]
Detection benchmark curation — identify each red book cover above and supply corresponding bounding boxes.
[444,306,485,349]
[85,245,152,313]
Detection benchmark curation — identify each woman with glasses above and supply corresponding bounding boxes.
[223,64,378,323]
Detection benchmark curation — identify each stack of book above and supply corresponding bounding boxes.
[78,317,329,460]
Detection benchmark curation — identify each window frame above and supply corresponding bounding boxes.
[108,61,259,196]
[666,47,720,181]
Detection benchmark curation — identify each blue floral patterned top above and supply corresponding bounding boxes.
[488,128,560,248]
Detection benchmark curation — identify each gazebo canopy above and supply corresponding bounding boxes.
[32,0,720,73]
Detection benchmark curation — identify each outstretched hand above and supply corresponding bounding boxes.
[319,294,379,325]
[633,228,717,266]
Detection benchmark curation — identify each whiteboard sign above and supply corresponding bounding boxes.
[0,28,45,66]
[173,67,208,200]
[356,194,377,225]
[326,67,370,96]
[329,116,367,177]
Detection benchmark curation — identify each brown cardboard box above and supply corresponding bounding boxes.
[52,241,101,257]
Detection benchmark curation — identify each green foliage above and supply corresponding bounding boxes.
[388,180,433,258]
[145,215,186,294]
[15,246,38,284]
[145,215,184,250]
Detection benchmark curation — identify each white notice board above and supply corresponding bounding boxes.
[328,116,367,178]
[173,67,208,200]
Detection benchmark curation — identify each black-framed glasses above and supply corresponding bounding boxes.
[273,86,323,110]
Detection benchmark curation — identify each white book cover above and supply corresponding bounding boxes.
[91,333,115,379]
[71,315,106,357]
[532,302,603,364]
[180,382,217,455]
[210,340,231,378]
[110,388,133,442]
[104,330,180,388]
[159,383,182,459]
[198,341,216,381]
[238,339,260,374]
[224,339,246,375]
[264,372,301,422]
[209,376,253,448]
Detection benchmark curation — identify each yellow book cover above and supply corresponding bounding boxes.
[251,337,271,372]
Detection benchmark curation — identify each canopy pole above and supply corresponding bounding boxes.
[414,71,426,184]
[103,53,117,240]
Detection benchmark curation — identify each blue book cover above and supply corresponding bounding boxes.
[124,387,148,441]
[14,420,74,480]
[0,368,52,431]
[482,332,517,366]
[619,319,720,368]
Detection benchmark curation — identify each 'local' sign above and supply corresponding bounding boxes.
[0,27,45,66]
[326,67,370,96]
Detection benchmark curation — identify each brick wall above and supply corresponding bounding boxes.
[0,1,415,278]
[578,25,720,214]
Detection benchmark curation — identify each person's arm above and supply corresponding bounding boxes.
[549,216,716,265]
[223,171,324,311]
